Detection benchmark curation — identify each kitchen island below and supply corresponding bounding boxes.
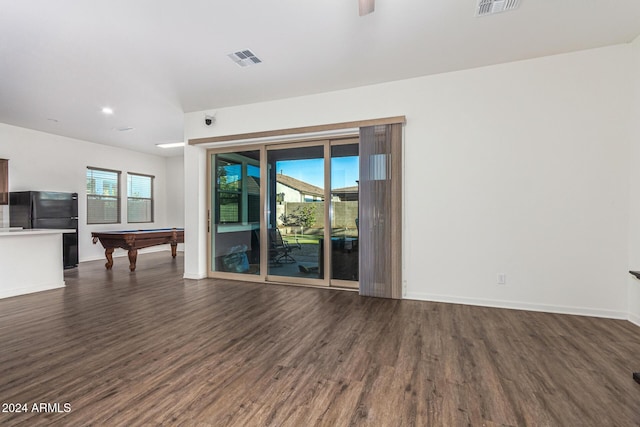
[0,228,74,299]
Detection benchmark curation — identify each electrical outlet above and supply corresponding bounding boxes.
[497,273,506,285]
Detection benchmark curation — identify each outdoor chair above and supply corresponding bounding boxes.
[269,229,300,264]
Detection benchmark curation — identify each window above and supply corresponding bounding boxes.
[214,156,261,225]
[127,173,154,223]
[87,167,121,224]
[216,158,242,224]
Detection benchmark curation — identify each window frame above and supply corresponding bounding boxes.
[126,172,155,224]
[86,166,121,225]
[215,156,244,225]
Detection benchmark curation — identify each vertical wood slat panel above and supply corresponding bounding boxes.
[390,123,403,299]
[359,124,402,298]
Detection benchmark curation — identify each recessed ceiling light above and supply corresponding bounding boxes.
[156,142,185,148]
[101,107,114,115]
[47,118,59,123]
[115,126,134,132]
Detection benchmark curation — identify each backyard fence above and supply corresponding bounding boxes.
[276,201,358,233]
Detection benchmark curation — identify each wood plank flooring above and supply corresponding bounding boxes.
[1,252,639,426]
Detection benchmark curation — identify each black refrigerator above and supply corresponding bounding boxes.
[10,191,79,268]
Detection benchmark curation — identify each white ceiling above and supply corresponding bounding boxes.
[1,0,640,156]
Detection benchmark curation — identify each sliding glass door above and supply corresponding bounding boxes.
[330,142,359,287]
[208,138,360,289]
[267,143,326,284]
[209,150,262,276]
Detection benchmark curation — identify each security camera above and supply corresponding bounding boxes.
[205,114,215,126]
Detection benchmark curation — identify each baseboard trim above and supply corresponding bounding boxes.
[404,292,628,320]
[629,313,640,327]
[0,281,65,300]
[183,272,207,280]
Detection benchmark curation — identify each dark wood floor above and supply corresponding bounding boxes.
[1,252,639,426]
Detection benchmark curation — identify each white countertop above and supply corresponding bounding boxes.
[0,228,76,237]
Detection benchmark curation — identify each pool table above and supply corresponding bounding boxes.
[91,228,184,271]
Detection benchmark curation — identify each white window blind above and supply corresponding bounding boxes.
[127,173,154,223]
[87,167,121,224]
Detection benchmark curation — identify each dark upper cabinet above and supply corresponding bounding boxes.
[0,159,7,205]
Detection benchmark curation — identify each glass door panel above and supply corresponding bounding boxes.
[267,144,326,282]
[211,150,261,275]
[330,143,359,285]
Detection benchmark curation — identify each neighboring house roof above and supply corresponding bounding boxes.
[331,185,359,202]
[275,174,359,199]
[332,185,359,195]
[276,174,324,198]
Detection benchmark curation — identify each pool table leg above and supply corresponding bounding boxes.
[171,243,178,258]
[105,248,114,270]
[128,249,138,272]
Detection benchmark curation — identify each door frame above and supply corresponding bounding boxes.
[206,143,266,283]
[264,139,331,288]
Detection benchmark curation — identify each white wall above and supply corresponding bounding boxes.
[183,138,208,279]
[165,155,185,227]
[628,35,640,326]
[0,123,183,262]
[185,44,634,319]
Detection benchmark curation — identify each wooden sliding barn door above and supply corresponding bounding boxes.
[358,124,402,299]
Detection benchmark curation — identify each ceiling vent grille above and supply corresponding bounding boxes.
[227,49,263,67]
[477,0,521,16]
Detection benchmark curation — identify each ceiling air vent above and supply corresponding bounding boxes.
[227,49,263,67]
[477,0,521,16]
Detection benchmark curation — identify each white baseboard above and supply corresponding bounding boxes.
[629,313,640,327]
[404,291,628,320]
[0,281,65,300]
[183,272,207,280]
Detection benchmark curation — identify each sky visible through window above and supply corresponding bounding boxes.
[276,157,359,189]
